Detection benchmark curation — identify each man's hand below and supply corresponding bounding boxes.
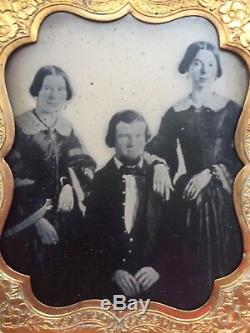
[36,217,59,245]
[183,168,212,201]
[153,164,173,201]
[134,267,159,292]
[112,269,140,297]
[57,184,74,212]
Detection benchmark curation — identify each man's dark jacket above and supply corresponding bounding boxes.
[85,158,163,299]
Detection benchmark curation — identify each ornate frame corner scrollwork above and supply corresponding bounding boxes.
[0,0,250,332]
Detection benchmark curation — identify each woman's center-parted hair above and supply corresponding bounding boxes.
[105,110,151,148]
[29,65,73,100]
[178,41,222,77]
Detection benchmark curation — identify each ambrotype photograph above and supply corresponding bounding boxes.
[0,13,248,310]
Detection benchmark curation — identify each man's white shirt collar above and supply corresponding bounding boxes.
[113,156,144,170]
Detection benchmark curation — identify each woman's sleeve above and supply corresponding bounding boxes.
[62,130,97,189]
[146,108,179,179]
[7,127,33,181]
[66,131,97,170]
[212,102,243,192]
[4,127,43,229]
[221,102,243,177]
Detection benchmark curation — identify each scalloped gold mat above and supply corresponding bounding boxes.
[0,1,250,332]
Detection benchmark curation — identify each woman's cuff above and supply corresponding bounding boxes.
[143,152,168,167]
[60,176,70,187]
[208,166,217,179]
[209,164,232,193]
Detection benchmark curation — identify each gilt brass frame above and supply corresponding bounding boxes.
[0,0,250,332]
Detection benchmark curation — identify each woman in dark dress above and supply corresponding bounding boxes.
[1,66,96,306]
[147,41,243,309]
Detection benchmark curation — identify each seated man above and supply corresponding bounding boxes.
[86,110,165,299]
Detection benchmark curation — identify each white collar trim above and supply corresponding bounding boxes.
[16,110,72,136]
[173,93,229,112]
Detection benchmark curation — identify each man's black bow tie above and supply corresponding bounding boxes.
[120,165,145,176]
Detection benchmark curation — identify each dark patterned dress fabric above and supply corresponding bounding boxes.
[147,100,243,309]
[0,110,96,306]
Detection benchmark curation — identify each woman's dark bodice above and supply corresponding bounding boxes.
[16,128,74,202]
[6,110,96,223]
[147,100,242,177]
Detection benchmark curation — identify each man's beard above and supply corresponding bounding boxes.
[118,155,141,166]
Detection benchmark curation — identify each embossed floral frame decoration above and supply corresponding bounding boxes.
[0,0,250,332]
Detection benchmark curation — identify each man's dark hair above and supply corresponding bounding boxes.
[105,110,151,148]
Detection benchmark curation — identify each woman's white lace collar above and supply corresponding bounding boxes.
[16,110,72,136]
[173,93,229,112]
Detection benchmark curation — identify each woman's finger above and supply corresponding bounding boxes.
[48,227,59,243]
[188,184,197,197]
[159,181,165,197]
[57,200,62,212]
[164,187,170,201]
[183,179,194,197]
[190,186,202,200]
[41,236,47,245]
[58,198,74,212]
[43,233,52,245]
[47,233,56,245]
[154,174,169,198]
[52,229,59,242]
[184,181,195,199]
[58,198,68,212]
[168,179,174,192]
[154,180,162,196]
